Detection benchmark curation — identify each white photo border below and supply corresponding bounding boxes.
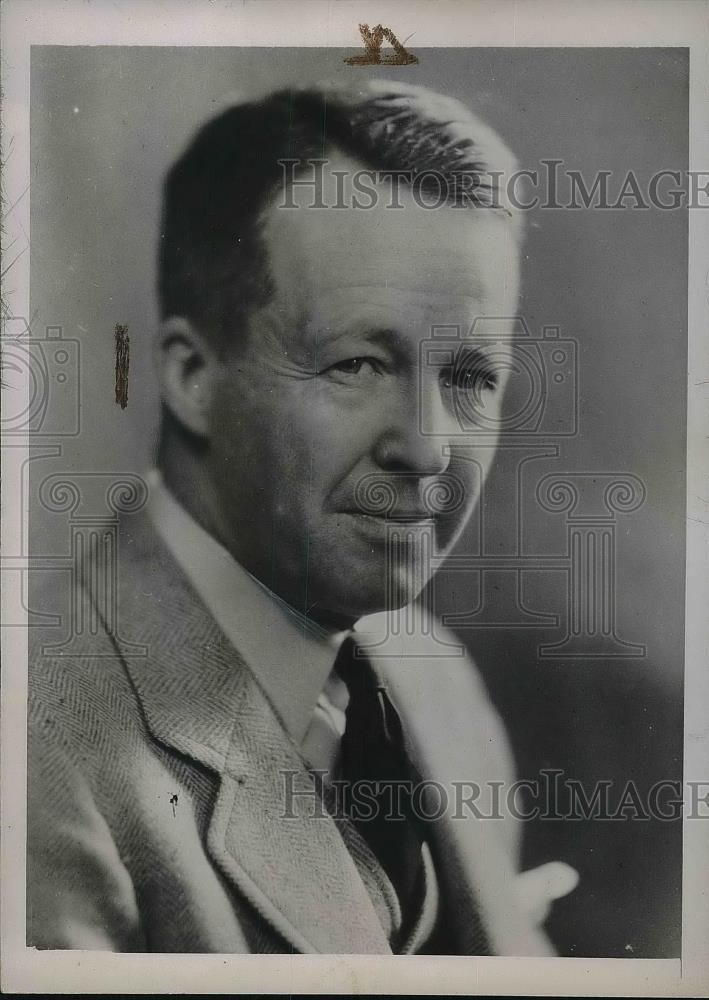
[2,0,707,994]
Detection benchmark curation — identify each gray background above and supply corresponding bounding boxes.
[30,47,687,957]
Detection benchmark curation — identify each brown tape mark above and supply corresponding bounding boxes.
[344,24,418,66]
[114,323,130,409]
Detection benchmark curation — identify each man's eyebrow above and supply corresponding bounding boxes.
[360,327,406,350]
[312,326,502,366]
[313,326,406,353]
[426,341,499,363]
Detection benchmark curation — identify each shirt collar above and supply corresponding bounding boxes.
[146,468,349,744]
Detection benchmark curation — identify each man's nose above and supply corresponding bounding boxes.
[373,380,454,476]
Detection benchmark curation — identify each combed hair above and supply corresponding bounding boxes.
[158,80,520,344]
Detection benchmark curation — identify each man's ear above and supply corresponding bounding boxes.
[153,316,219,439]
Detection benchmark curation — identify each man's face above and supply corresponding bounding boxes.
[205,151,519,624]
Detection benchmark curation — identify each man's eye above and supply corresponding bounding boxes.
[440,365,498,393]
[333,358,365,374]
[325,357,378,376]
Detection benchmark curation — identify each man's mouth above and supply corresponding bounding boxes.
[340,509,438,525]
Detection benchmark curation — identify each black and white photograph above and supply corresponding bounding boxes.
[1,1,708,995]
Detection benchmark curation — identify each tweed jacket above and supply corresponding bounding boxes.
[27,508,553,955]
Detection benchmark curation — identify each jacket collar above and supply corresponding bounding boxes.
[113,510,391,954]
[357,614,554,956]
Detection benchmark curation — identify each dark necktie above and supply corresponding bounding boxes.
[333,636,428,936]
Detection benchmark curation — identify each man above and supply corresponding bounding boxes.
[27,80,576,953]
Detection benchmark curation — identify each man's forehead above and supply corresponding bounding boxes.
[266,150,511,250]
[260,156,518,327]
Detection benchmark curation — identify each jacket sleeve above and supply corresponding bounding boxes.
[27,718,146,952]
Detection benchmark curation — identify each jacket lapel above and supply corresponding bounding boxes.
[112,511,391,954]
[358,612,554,956]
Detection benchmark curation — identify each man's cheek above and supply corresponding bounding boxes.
[447,456,484,498]
[309,428,364,477]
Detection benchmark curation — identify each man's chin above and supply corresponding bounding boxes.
[308,572,428,626]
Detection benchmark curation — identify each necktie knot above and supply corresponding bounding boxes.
[334,636,408,775]
[333,634,379,692]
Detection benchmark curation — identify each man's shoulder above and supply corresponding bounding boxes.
[28,506,184,707]
[28,639,144,766]
[28,550,151,774]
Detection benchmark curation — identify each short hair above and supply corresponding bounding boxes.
[158,80,520,345]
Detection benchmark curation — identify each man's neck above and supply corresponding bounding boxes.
[157,457,357,636]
